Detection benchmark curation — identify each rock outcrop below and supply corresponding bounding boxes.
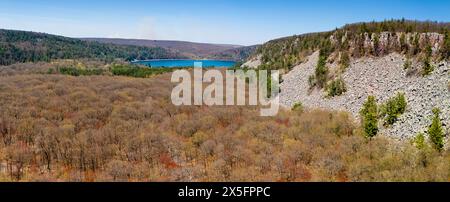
[329,31,446,58]
[242,54,262,69]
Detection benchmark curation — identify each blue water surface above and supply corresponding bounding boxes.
[132,59,236,68]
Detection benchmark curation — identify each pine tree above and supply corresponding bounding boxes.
[382,92,407,126]
[360,96,379,138]
[314,50,329,88]
[327,77,347,97]
[420,44,434,76]
[399,33,408,53]
[443,28,450,59]
[372,34,380,56]
[428,108,445,151]
[413,133,426,150]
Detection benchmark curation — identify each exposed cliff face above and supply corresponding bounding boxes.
[331,32,445,57]
[250,31,447,70]
[241,54,262,68]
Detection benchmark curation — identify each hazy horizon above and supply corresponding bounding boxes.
[1,0,449,46]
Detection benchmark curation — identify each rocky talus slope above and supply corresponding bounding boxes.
[280,51,449,140]
[242,54,262,68]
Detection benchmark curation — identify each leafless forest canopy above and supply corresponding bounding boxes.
[0,62,449,182]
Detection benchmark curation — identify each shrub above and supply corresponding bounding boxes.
[339,51,350,71]
[422,57,435,76]
[327,77,347,97]
[111,64,173,78]
[428,108,444,152]
[292,102,304,112]
[58,67,104,76]
[403,59,412,70]
[308,75,316,88]
[372,34,380,56]
[191,131,209,147]
[381,92,407,125]
[360,96,379,138]
[47,68,55,74]
[422,45,435,76]
[412,133,426,150]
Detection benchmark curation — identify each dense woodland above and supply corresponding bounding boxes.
[256,20,450,70]
[0,29,184,66]
[0,63,449,182]
[211,45,260,61]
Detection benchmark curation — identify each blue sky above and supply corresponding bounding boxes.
[0,0,449,45]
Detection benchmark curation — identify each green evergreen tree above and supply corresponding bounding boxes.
[399,33,408,53]
[327,77,347,97]
[443,28,450,59]
[428,108,445,152]
[313,50,329,88]
[360,96,379,138]
[413,133,426,150]
[372,34,380,56]
[382,92,407,125]
[421,44,435,76]
[292,102,304,112]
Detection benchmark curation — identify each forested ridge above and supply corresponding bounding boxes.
[210,45,260,61]
[0,29,185,66]
[255,20,450,70]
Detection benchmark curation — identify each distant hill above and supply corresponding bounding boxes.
[210,45,260,61]
[81,38,246,60]
[0,29,185,66]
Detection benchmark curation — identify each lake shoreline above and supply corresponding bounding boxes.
[132,59,237,68]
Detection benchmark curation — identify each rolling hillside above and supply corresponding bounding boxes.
[0,20,449,182]
[0,29,185,66]
[210,45,260,61]
[81,38,250,60]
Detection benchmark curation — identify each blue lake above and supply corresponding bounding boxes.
[132,59,236,68]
